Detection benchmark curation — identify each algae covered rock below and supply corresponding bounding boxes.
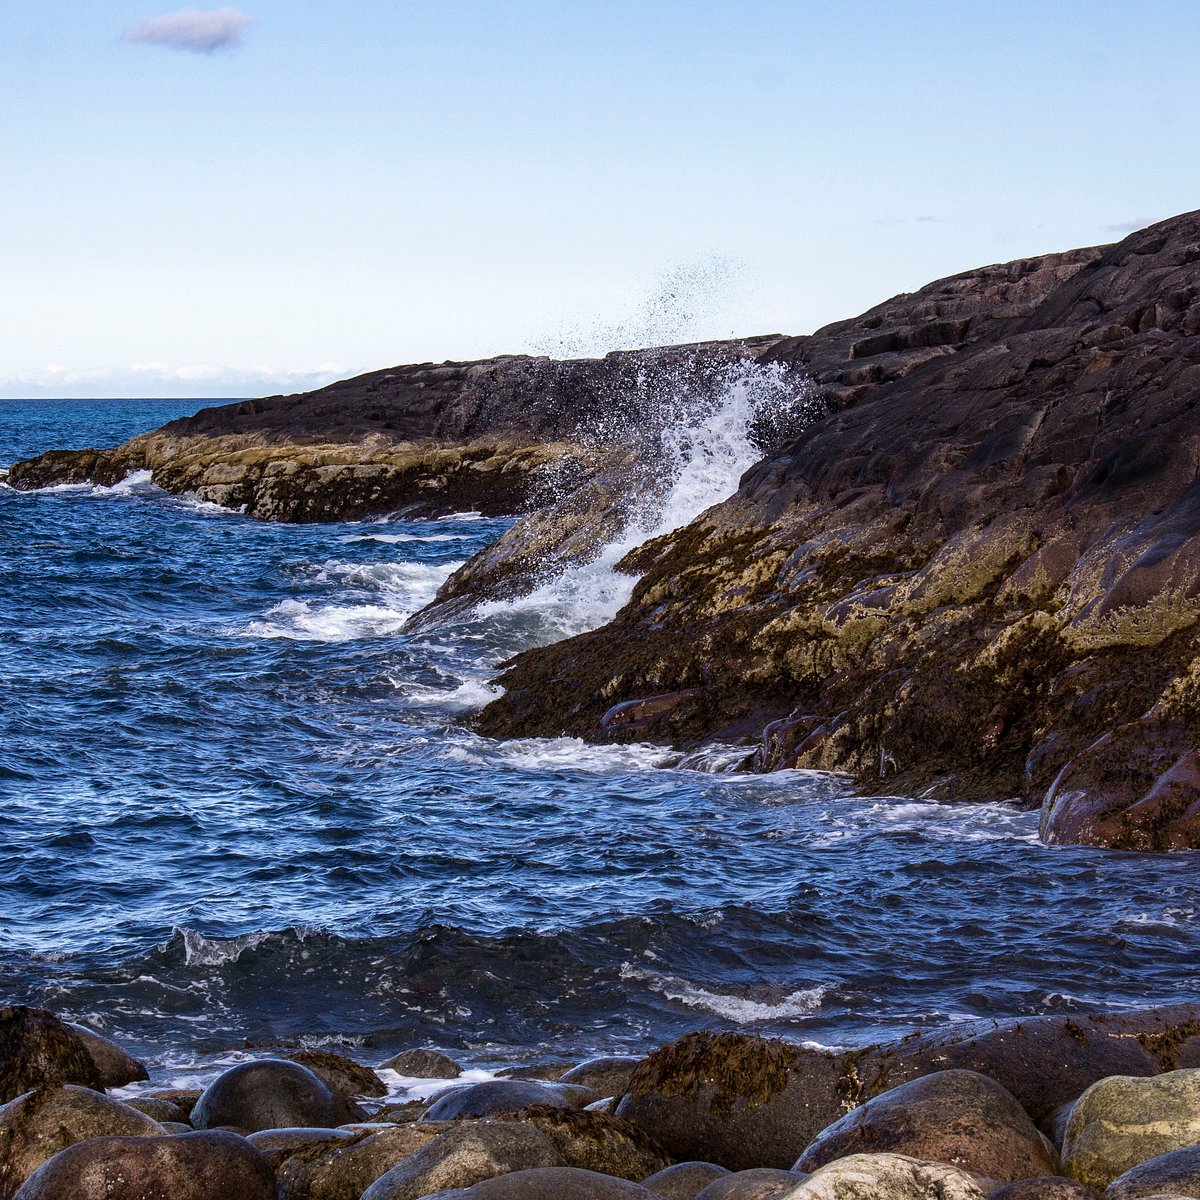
[359,1120,566,1199]
[562,1056,642,1099]
[0,1084,164,1199]
[276,1122,445,1200]
[192,1058,365,1133]
[497,1105,669,1180]
[424,1165,660,1198]
[1062,1069,1200,1191]
[990,1179,1099,1200]
[794,1069,1059,1186]
[382,1049,462,1078]
[0,1008,101,1103]
[782,1152,989,1199]
[694,1169,809,1199]
[11,1130,276,1200]
[279,1048,388,1099]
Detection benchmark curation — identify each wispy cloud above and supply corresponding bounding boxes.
[0,362,346,400]
[1106,217,1155,234]
[123,7,253,53]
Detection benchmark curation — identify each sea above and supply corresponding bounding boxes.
[3,396,1200,1090]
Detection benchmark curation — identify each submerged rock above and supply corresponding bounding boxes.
[191,1059,365,1133]
[11,1130,276,1200]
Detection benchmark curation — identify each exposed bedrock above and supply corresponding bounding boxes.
[6,340,782,524]
[475,211,1200,849]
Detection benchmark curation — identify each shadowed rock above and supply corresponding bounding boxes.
[989,1179,1098,1200]
[278,1049,387,1099]
[1106,1145,1200,1199]
[642,1161,731,1199]
[694,1169,809,1200]
[191,1059,365,1133]
[276,1122,446,1200]
[62,1023,147,1088]
[422,1166,660,1198]
[382,1049,462,1078]
[0,1009,101,1104]
[423,1079,596,1120]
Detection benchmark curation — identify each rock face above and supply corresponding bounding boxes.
[793,1070,1058,1186]
[190,1058,365,1132]
[1061,1068,1200,1191]
[614,1011,1200,1171]
[11,1130,276,1200]
[0,1008,101,1104]
[472,213,1200,848]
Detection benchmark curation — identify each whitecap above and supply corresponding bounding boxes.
[621,964,827,1021]
[439,734,677,774]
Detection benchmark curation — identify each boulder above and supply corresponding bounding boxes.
[276,1122,446,1200]
[781,1153,990,1199]
[497,1063,575,1081]
[279,1049,388,1098]
[359,1120,565,1199]
[794,1070,1059,1185]
[0,1008,100,1103]
[498,1106,669,1180]
[63,1023,148,1088]
[0,1085,164,1199]
[425,1166,659,1198]
[126,1096,193,1125]
[642,1161,731,1199]
[11,1130,276,1200]
[245,1125,358,1170]
[1062,1069,1200,1190]
[1106,1146,1200,1200]
[695,1170,809,1199]
[382,1049,462,1079]
[562,1057,642,1099]
[990,1179,1099,1200]
[191,1058,365,1133]
[143,1087,202,1115]
[424,1079,596,1120]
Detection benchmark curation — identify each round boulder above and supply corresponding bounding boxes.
[280,1049,387,1099]
[780,1153,990,1199]
[1106,1145,1200,1200]
[424,1079,596,1121]
[498,1107,668,1180]
[990,1179,1099,1200]
[382,1050,462,1079]
[0,1008,100,1103]
[192,1059,365,1133]
[126,1096,192,1125]
[794,1069,1059,1186]
[695,1169,809,1199]
[11,1130,276,1200]
[427,1166,659,1198]
[642,1162,731,1200]
[0,1085,163,1199]
[276,1122,445,1200]
[63,1023,148,1088]
[561,1058,642,1100]
[360,1120,566,1200]
[1062,1069,1200,1191]
[245,1125,358,1171]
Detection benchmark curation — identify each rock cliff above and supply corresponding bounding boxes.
[475,213,1200,850]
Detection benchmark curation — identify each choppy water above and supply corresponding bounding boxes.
[3,399,1200,1086]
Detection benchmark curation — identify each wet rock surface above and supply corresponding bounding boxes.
[0,1008,101,1104]
[191,1059,365,1133]
[423,1079,596,1120]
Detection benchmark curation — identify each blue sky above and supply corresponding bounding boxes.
[3,1,1198,397]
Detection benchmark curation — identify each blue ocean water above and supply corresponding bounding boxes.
[3,399,1200,1082]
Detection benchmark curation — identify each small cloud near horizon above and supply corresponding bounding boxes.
[1106,217,1156,234]
[122,7,253,53]
[0,362,346,400]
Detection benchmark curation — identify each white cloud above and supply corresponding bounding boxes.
[1106,217,1156,234]
[0,363,347,400]
[123,7,253,53]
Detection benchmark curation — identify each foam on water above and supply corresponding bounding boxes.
[621,965,828,1022]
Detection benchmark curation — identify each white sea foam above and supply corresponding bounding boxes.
[340,532,469,544]
[622,964,827,1021]
[439,734,676,774]
[175,927,272,967]
[395,677,506,710]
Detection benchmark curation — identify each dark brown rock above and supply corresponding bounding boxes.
[279,1049,387,1099]
[382,1049,462,1078]
[244,1125,358,1170]
[125,1096,192,1125]
[495,1106,669,1181]
[62,1023,147,1088]
[793,1069,1058,1186]
[191,1058,365,1133]
[0,1008,101,1104]
[276,1122,445,1200]
[990,1180,1098,1200]
[642,1162,731,1200]
[11,1130,276,1200]
[561,1057,642,1099]
[426,1166,659,1198]
[693,1169,808,1200]
[423,1079,596,1121]
[1106,1146,1200,1200]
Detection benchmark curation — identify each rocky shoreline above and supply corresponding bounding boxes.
[10,213,1200,850]
[10,1002,1200,1198]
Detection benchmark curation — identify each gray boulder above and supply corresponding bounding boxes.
[695,1169,809,1199]
[642,1162,731,1199]
[360,1120,565,1199]
[780,1153,990,1199]
[11,1130,276,1200]
[795,1070,1059,1186]
[990,1179,1099,1200]
[245,1125,358,1170]
[382,1049,462,1078]
[423,1079,596,1120]
[0,1084,163,1199]
[1106,1146,1200,1200]
[192,1058,365,1133]
[425,1166,659,1198]
[63,1023,148,1088]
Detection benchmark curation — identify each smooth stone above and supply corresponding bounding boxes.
[695,1169,809,1199]
[990,1178,1099,1200]
[1106,1146,1200,1200]
[427,1166,659,1198]
[359,1120,566,1200]
[561,1058,642,1099]
[382,1050,463,1079]
[371,1100,428,1123]
[0,1084,164,1199]
[11,1130,276,1200]
[192,1059,365,1133]
[0,1007,100,1103]
[63,1023,148,1088]
[143,1087,202,1115]
[498,1107,669,1180]
[1042,1102,1078,1151]
[795,1069,1059,1186]
[277,1122,445,1200]
[423,1079,597,1120]
[280,1049,388,1099]
[642,1161,731,1200]
[126,1096,193,1125]
[496,1063,576,1081]
[780,1153,990,1199]
[1063,1070,1200,1191]
[244,1125,358,1170]
[161,1121,194,1133]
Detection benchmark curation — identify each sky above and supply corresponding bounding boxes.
[3,1,1199,398]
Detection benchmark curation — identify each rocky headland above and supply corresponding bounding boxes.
[11,1002,1200,1198]
[11,212,1200,849]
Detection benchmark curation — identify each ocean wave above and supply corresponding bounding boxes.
[620,965,827,1021]
[438,734,677,773]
